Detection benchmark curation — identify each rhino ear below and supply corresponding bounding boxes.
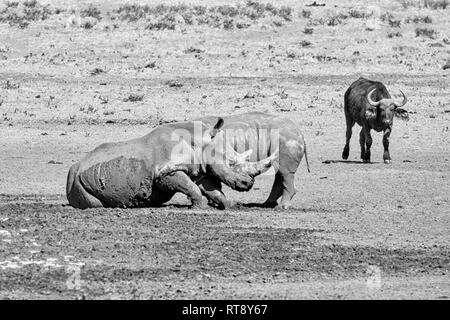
[209,117,224,138]
[214,117,224,130]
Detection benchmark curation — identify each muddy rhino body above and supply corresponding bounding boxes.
[66,120,271,209]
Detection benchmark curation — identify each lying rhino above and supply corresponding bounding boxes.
[198,112,310,209]
[66,118,276,209]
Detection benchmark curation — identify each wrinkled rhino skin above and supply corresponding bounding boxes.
[198,112,310,209]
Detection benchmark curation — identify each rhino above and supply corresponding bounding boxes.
[66,118,276,209]
[197,112,310,209]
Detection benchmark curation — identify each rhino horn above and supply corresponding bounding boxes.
[225,145,253,164]
[241,148,279,177]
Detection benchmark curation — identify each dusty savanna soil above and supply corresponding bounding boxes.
[0,0,449,299]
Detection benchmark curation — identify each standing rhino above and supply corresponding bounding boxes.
[66,118,276,209]
[198,112,310,209]
[342,77,409,163]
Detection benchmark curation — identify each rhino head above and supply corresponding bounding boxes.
[206,142,278,191]
[157,118,276,191]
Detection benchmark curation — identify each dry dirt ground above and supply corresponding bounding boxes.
[0,0,449,299]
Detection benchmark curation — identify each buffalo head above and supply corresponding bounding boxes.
[366,88,409,126]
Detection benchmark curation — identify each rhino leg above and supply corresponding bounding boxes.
[197,177,232,210]
[156,171,206,208]
[263,172,284,208]
[279,172,297,209]
[147,188,175,207]
[264,138,302,209]
[66,162,104,209]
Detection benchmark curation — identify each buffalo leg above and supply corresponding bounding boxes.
[383,128,392,164]
[197,177,231,210]
[156,172,206,208]
[363,127,372,163]
[342,118,355,160]
[359,127,366,160]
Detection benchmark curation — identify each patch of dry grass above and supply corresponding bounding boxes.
[400,0,449,9]
[80,5,102,21]
[405,15,433,23]
[123,93,144,102]
[380,12,401,27]
[415,27,438,38]
[0,1,296,30]
[0,0,51,28]
[114,1,294,30]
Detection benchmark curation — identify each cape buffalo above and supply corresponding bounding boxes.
[198,112,310,209]
[66,118,276,209]
[342,78,409,163]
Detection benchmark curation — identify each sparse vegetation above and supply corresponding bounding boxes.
[80,5,102,21]
[5,1,19,8]
[0,0,51,28]
[0,1,295,30]
[99,96,109,104]
[115,1,293,30]
[300,9,311,18]
[380,12,401,27]
[143,61,157,69]
[319,9,368,26]
[348,9,370,19]
[145,14,177,31]
[223,18,234,29]
[423,0,449,9]
[2,80,20,89]
[286,50,296,59]
[165,80,183,88]
[400,0,449,9]
[183,47,204,54]
[272,19,283,27]
[23,0,37,8]
[389,19,401,27]
[388,31,403,38]
[123,93,144,102]
[299,40,312,47]
[314,54,337,62]
[303,27,313,34]
[90,67,105,76]
[80,20,95,29]
[415,27,437,38]
[277,6,293,21]
[79,105,96,114]
[405,15,433,23]
[326,13,348,26]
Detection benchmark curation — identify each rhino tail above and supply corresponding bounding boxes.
[304,139,310,173]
